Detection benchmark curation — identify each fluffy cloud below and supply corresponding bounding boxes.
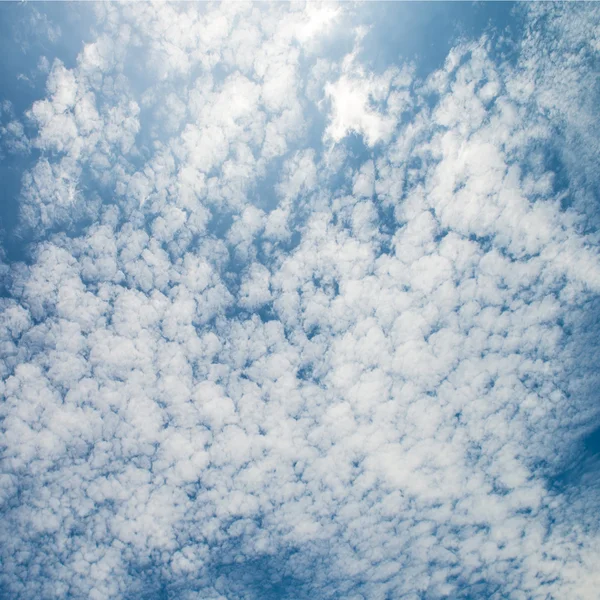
[1,2,600,599]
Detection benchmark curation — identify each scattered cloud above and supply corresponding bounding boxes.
[1,3,600,599]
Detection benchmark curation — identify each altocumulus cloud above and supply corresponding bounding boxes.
[1,2,600,599]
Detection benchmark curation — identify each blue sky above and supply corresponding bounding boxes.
[1,2,600,599]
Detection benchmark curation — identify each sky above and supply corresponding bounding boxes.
[1,2,600,599]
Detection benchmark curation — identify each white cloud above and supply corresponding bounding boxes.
[324,70,398,147]
[1,3,600,600]
[238,263,272,311]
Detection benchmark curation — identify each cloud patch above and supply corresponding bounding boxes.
[1,3,600,600]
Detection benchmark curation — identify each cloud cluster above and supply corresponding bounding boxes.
[1,2,600,599]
